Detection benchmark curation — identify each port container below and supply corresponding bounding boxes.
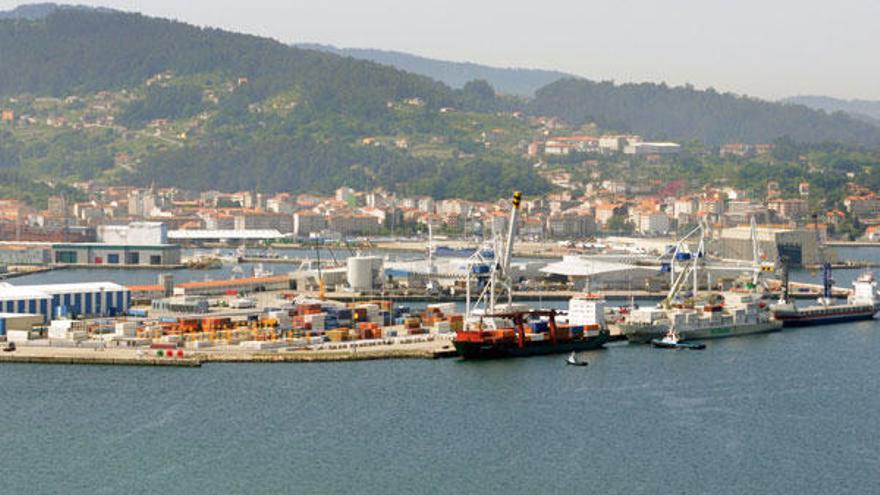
[528,321,549,333]
[433,321,452,334]
[427,302,456,316]
[127,308,148,318]
[325,329,349,342]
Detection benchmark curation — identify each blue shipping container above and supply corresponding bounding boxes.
[529,321,549,332]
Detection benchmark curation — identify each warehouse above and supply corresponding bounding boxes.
[0,282,131,322]
[51,243,181,267]
[0,244,53,265]
[0,313,45,342]
[718,226,821,267]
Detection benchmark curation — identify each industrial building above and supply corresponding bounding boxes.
[48,222,182,266]
[52,243,181,266]
[0,244,53,265]
[718,226,820,267]
[0,282,131,322]
[0,313,45,342]
[97,222,168,245]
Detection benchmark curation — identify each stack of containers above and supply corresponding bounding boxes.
[325,329,348,342]
[266,310,291,330]
[336,308,353,328]
[363,304,380,324]
[449,314,464,332]
[356,322,382,340]
[432,320,451,334]
[527,320,549,334]
[352,307,368,325]
[323,311,339,331]
[305,313,325,333]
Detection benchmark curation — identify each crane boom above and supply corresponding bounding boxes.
[502,191,522,278]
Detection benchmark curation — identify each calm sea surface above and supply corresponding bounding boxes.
[2,246,879,494]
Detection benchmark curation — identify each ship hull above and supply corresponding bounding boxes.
[453,332,610,359]
[622,321,781,344]
[772,306,879,327]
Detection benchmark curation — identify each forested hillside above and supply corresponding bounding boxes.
[529,79,880,146]
[3,7,880,206]
[0,9,548,199]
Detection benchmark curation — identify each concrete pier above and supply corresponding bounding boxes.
[0,338,457,367]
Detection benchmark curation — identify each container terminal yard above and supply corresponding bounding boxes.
[0,194,877,367]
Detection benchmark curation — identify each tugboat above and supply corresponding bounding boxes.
[651,327,706,350]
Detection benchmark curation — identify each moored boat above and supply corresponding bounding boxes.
[771,272,880,327]
[453,308,610,359]
[650,327,706,350]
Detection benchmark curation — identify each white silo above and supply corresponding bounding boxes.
[347,256,384,291]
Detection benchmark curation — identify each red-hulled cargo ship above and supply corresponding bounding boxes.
[453,309,610,359]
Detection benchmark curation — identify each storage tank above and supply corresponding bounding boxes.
[158,273,175,297]
[347,256,383,291]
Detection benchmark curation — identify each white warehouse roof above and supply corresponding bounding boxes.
[541,256,656,278]
[168,229,285,240]
[0,282,128,300]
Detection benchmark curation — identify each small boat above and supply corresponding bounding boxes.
[651,328,705,350]
[566,351,589,366]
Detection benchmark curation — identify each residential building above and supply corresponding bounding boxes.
[327,213,381,236]
[293,211,327,237]
[844,196,880,217]
[623,142,681,155]
[768,199,810,220]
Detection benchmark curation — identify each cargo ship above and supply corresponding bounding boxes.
[453,192,609,359]
[453,296,610,359]
[621,220,780,343]
[771,271,880,327]
[621,292,781,343]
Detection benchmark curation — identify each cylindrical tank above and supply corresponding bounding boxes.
[347,256,383,291]
[158,273,175,297]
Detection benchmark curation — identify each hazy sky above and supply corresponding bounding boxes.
[3,0,878,100]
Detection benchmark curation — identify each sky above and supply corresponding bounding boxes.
[2,0,878,100]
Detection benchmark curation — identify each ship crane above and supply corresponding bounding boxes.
[666,221,706,303]
[813,213,833,305]
[465,191,521,328]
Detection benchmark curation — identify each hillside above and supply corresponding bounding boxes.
[299,44,573,97]
[0,3,114,20]
[528,79,880,147]
[782,95,880,127]
[0,9,548,199]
